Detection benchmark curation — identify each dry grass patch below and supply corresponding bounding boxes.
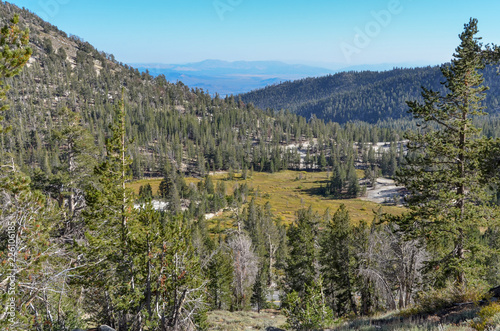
[245,171,404,224]
[207,309,286,331]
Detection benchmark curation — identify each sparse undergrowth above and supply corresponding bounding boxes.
[401,283,490,316]
[207,309,287,330]
[332,285,500,331]
[469,302,500,331]
[207,304,500,331]
[207,307,487,331]
[333,307,478,330]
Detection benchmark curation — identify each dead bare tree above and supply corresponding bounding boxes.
[0,167,81,330]
[358,224,428,310]
[228,224,258,310]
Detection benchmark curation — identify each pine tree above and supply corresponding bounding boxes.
[347,166,360,198]
[396,19,500,285]
[206,238,234,310]
[170,182,181,213]
[159,161,182,213]
[138,183,153,200]
[80,91,138,329]
[318,151,327,171]
[0,14,32,134]
[0,15,76,330]
[320,204,358,316]
[284,207,320,296]
[159,161,176,198]
[251,265,268,313]
[0,170,70,330]
[283,278,334,331]
[328,165,344,197]
[48,107,97,235]
[136,207,208,330]
[204,175,215,195]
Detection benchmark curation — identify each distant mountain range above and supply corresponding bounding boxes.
[132,60,334,95]
[131,60,429,96]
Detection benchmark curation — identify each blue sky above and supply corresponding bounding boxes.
[9,0,500,68]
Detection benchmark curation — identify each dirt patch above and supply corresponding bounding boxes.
[361,178,405,205]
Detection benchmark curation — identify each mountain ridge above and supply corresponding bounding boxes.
[240,65,500,124]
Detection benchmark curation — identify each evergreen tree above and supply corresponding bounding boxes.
[138,182,153,200]
[351,221,375,315]
[251,265,268,313]
[136,207,208,330]
[320,204,358,316]
[347,166,360,198]
[204,175,215,195]
[0,14,31,134]
[168,181,181,214]
[284,207,320,296]
[158,161,182,213]
[0,16,78,330]
[318,151,327,171]
[396,19,500,285]
[47,107,97,235]
[0,170,72,330]
[158,161,176,198]
[328,165,344,197]
[283,278,334,331]
[80,92,138,329]
[206,238,234,310]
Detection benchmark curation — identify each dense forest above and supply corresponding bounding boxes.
[240,63,500,124]
[1,2,500,331]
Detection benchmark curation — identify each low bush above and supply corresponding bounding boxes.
[470,302,500,331]
[403,282,489,315]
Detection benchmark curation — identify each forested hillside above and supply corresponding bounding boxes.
[240,65,500,124]
[0,2,406,181]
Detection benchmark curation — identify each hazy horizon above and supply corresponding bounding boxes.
[9,0,500,68]
[129,59,439,71]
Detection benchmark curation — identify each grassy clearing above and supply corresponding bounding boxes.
[127,178,162,195]
[127,176,199,196]
[243,171,404,224]
[207,309,286,331]
[128,170,404,225]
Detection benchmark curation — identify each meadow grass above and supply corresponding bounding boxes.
[128,170,404,225]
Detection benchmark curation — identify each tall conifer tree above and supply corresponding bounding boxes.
[396,19,500,285]
[81,90,138,328]
[320,204,358,316]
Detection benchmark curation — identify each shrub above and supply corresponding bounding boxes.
[283,279,335,330]
[402,282,489,315]
[470,302,500,331]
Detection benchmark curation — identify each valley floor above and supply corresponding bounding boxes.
[129,170,405,225]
